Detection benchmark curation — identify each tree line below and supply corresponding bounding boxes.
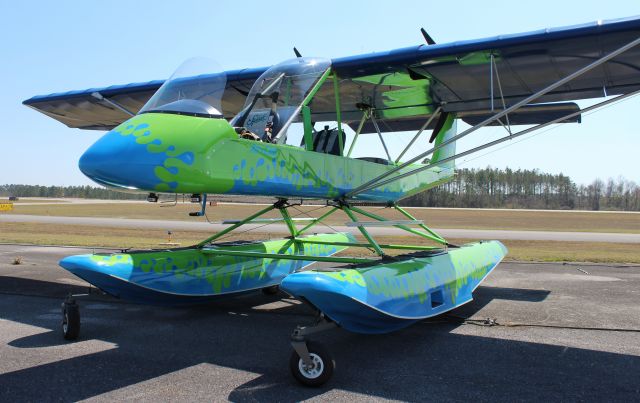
[0,184,145,200]
[402,167,640,211]
[2,167,639,211]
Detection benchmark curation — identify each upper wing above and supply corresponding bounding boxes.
[22,68,266,130]
[24,16,640,131]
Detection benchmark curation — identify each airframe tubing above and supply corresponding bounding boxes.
[203,249,375,264]
[346,112,368,157]
[395,106,442,163]
[355,87,640,191]
[349,205,447,245]
[296,207,339,236]
[279,207,299,237]
[345,35,640,198]
[196,203,277,247]
[370,113,393,161]
[333,73,344,155]
[296,239,441,251]
[193,200,447,260]
[342,205,385,256]
[393,204,446,243]
[275,67,333,143]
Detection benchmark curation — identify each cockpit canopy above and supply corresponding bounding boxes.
[139,58,226,118]
[230,57,331,142]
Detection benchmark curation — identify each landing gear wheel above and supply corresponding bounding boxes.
[289,341,334,387]
[261,285,279,295]
[61,302,80,340]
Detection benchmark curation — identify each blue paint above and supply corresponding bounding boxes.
[281,241,507,334]
[59,233,356,306]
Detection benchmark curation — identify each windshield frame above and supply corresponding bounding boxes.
[138,57,227,118]
[230,57,331,141]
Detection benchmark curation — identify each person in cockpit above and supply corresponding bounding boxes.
[235,119,276,143]
[235,127,261,141]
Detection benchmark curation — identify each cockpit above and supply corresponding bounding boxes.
[230,57,332,145]
[138,56,346,156]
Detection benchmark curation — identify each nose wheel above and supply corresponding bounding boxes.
[61,298,80,340]
[290,341,334,386]
[289,315,336,386]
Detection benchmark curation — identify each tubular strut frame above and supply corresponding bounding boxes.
[345,35,640,198]
[194,198,449,264]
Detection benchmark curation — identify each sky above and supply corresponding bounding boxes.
[1,0,639,186]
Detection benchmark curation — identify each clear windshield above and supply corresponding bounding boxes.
[230,57,330,141]
[139,57,227,117]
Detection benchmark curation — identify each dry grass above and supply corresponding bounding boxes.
[335,236,640,264]
[0,198,69,204]
[1,222,638,264]
[5,202,640,234]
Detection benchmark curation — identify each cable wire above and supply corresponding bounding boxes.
[434,314,640,333]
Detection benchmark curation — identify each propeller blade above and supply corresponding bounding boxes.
[293,47,303,58]
[429,111,450,143]
[420,28,436,45]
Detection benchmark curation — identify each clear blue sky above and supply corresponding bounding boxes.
[1,0,638,186]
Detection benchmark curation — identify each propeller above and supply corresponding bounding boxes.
[420,28,436,45]
[293,47,303,58]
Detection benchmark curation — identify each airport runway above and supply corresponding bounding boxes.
[3,214,640,243]
[0,244,638,401]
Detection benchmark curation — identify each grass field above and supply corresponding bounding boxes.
[1,221,638,264]
[0,198,69,204]
[5,202,640,234]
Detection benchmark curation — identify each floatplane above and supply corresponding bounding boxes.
[24,17,640,385]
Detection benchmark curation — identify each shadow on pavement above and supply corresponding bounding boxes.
[0,277,638,401]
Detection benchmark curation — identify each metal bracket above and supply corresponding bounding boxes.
[189,193,208,217]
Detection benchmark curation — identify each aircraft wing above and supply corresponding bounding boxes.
[23,16,640,131]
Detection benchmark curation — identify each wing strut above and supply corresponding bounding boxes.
[395,106,442,163]
[91,92,135,117]
[344,34,640,199]
[489,53,513,135]
[346,111,368,157]
[350,87,640,196]
[369,113,392,161]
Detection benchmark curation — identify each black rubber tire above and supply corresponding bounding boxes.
[62,303,80,340]
[261,285,280,295]
[289,341,334,387]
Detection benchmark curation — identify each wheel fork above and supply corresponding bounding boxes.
[290,315,336,368]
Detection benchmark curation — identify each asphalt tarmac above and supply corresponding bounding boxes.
[0,244,639,402]
[3,214,640,243]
